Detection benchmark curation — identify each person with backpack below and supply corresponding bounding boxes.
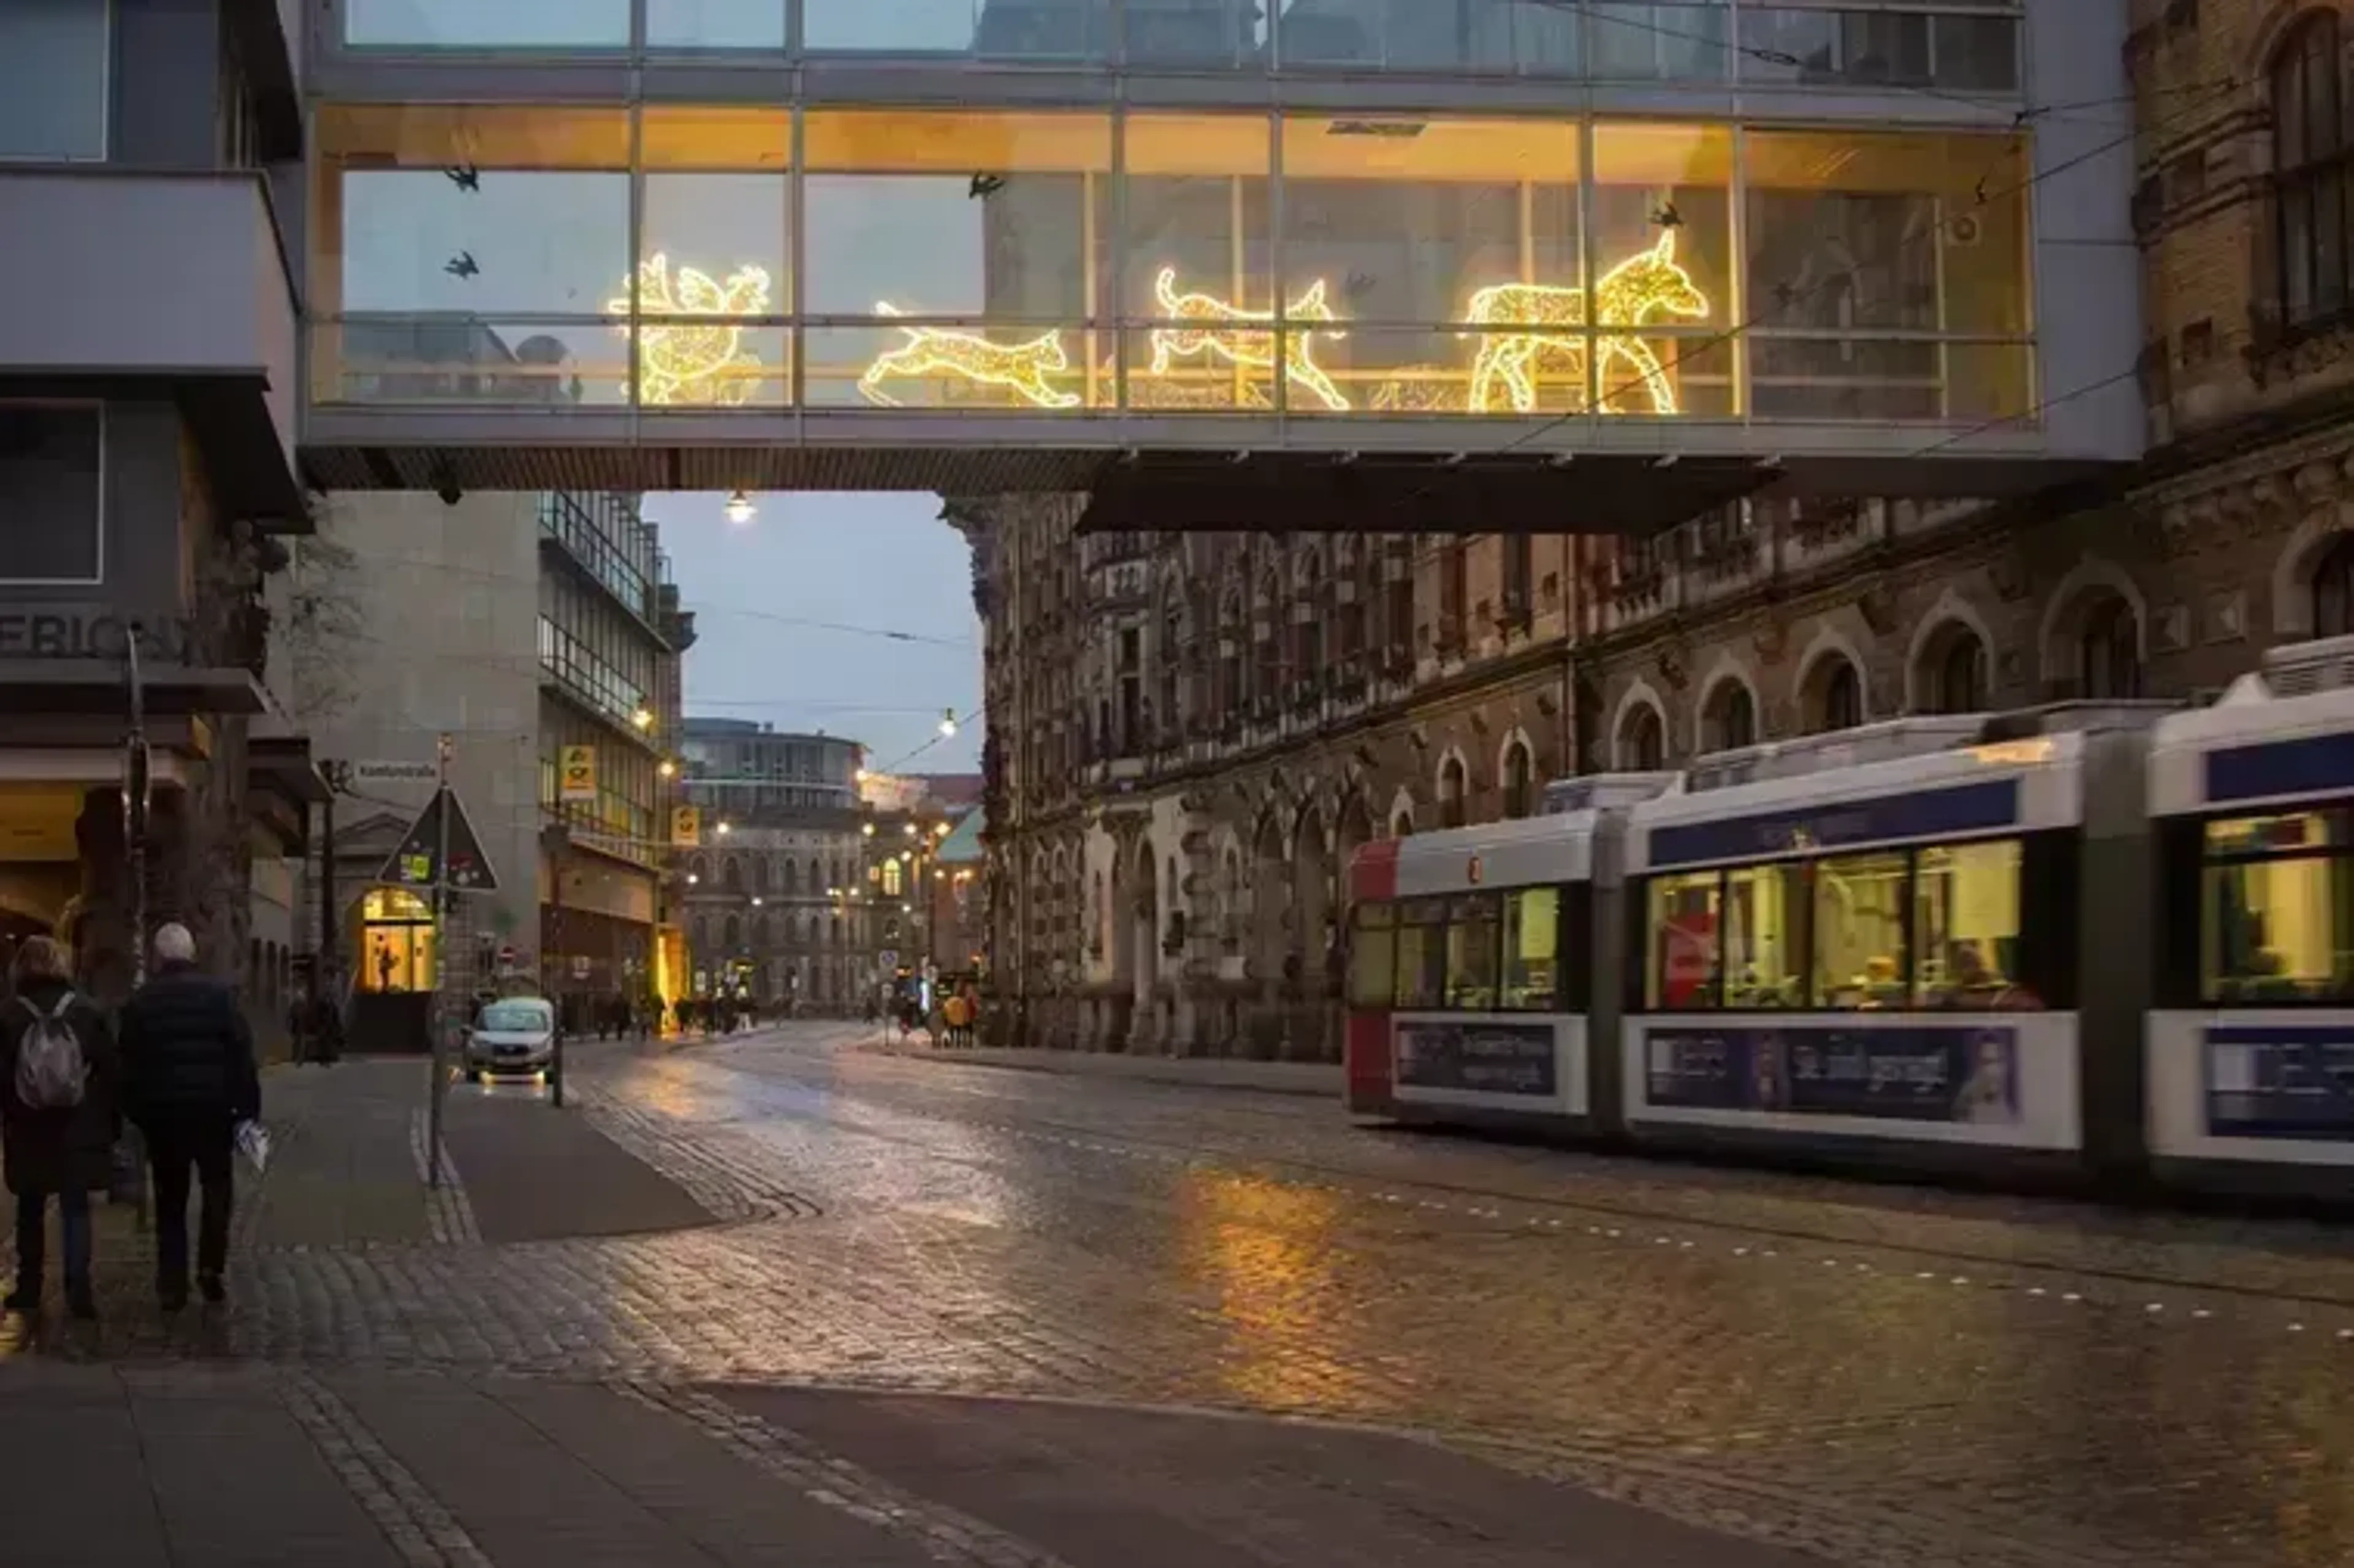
[1,935,119,1320]
[118,923,259,1312]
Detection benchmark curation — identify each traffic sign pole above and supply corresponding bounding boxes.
[427,734,452,1192]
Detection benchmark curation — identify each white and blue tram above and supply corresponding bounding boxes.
[1346,649,2354,1201]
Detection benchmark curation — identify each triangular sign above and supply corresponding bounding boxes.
[375,787,501,895]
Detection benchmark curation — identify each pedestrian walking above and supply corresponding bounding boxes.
[1,936,118,1320]
[118,924,259,1312]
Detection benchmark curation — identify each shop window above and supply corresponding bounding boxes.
[0,406,101,584]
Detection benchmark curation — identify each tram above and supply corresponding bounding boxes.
[1342,636,2354,1202]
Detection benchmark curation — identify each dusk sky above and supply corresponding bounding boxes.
[644,490,986,774]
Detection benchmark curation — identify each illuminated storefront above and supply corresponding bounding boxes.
[310,105,2036,425]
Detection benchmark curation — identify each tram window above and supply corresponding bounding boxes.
[1446,893,1501,1010]
[1723,864,1807,1009]
[1913,839,2037,1009]
[1811,850,1908,1008]
[1500,888,1560,1010]
[1394,897,1447,1010]
[1647,872,1723,1010]
[2201,812,2354,1002]
[1348,904,1396,1009]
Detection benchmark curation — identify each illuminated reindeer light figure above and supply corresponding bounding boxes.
[858,305,1081,408]
[1465,230,1710,416]
[608,254,773,406]
[1147,267,1352,412]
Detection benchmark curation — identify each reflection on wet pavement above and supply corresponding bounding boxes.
[32,1023,2354,1568]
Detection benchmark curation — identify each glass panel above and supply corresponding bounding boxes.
[1745,130,2030,423]
[0,0,108,159]
[1811,850,1908,1007]
[1737,9,2017,92]
[1348,904,1396,1007]
[1501,888,1560,1008]
[1647,870,1721,1009]
[647,0,788,50]
[1724,863,1805,1008]
[1445,893,1501,1008]
[1914,840,2036,1007]
[1280,115,1579,417]
[1126,113,1274,408]
[1130,0,1262,67]
[2203,850,2354,1003]
[2206,812,2349,856]
[1589,124,1734,417]
[345,0,628,48]
[805,0,1110,59]
[1394,897,1446,1008]
[1587,2,1731,83]
[315,105,631,407]
[0,408,101,583]
[1276,0,1539,73]
[636,109,793,406]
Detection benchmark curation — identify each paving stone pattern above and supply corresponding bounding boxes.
[4,1026,2353,1568]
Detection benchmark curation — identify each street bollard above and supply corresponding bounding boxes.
[550,1025,566,1108]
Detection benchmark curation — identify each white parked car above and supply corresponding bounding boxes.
[465,996,556,1079]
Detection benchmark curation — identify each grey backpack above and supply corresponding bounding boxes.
[15,994,85,1111]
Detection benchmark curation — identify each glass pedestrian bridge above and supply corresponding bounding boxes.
[297,0,2136,532]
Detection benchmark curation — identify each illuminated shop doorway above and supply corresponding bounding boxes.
[359,887,436,992]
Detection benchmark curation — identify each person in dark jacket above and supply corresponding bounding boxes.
[1,935,118,1320]
[118,923,259,1311]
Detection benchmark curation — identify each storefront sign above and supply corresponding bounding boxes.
[0,611,194,662]
[1645,1025,2019,1124]
[2206,1026,2354,1140]
[671,805,700,847]
[1395,1021,1556,1097]
[560,745,598,802]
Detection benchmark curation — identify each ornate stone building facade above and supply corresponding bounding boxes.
[964,0,2354,1058]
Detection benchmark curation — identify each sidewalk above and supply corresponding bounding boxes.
[0,1361,1821,1568]
[863,1035,1344,1098]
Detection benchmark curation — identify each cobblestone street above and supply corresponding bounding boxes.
[6,1022,2354,1567]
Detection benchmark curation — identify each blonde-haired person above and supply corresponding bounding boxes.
[2,935,119,1321]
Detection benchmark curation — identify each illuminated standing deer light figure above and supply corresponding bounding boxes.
[1465,230,1710,416]
[1148,268,1352,412]
[858,305,1081,408]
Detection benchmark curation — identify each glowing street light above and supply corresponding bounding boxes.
[723,489,756,525]
[687,873,701,885]
[937,710,959,737]
[716,820,733,837]
[658,758,677,778]
[750,896,764,907]
[631,707,655,731]
[903,822,918,838]
[861,822,875,837]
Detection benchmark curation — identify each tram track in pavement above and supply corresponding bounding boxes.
[600,1039,2354,1320]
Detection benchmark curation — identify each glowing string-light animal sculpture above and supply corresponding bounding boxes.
[1465,230,1710,416]
[1148,268,1352,413]
[858,305,1081,409]
[606,254,773,406]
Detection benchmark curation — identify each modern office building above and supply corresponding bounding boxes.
[305,490,691,1047]
[0,0,324,1024]
[676,721,863,1009]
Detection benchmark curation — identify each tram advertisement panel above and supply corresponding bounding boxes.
[1396,1021,1557,1097]
[1646,1026,2020,1124]
[2205,1026,2354,1140]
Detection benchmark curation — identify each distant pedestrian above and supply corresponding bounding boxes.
[1,937,118,1320]
[119,924,259,1312]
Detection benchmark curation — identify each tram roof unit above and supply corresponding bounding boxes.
[1627,704,2178,876]
[2150,635,2354,818]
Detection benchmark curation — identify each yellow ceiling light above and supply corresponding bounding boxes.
[858,304,1080,408]
[1465,230,1710,416]
[608,253,773,406]
[1146,268,1351,413]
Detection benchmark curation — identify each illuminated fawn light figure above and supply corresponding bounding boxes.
[608,254,774,406]
[1148,268,1352,413]
[858,305,1081,408]
[1465,230,1710,416]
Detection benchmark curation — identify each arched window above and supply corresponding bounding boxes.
[2273,14,2351,328]
[2080,596,2141,699]
[1501,742,1535,820]
[2315,535,2354,637]
[1390,808,1415,839]
[1438,756,1469,828]
[1813,658,1863,734]
[722,858,742,893]
[1931,630,1987,715]
[1701,680,1756,753]
[882,859,904,898]
[750,857,767,894]
[1620,703,1666,770]
[806,857,822,893]
[780,858,798,895]
[723,913,741,951]
[752,912,769,949]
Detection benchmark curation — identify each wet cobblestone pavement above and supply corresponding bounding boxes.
[19,1024,2354,1567]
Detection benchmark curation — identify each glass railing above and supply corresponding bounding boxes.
[335,0,2021,93]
